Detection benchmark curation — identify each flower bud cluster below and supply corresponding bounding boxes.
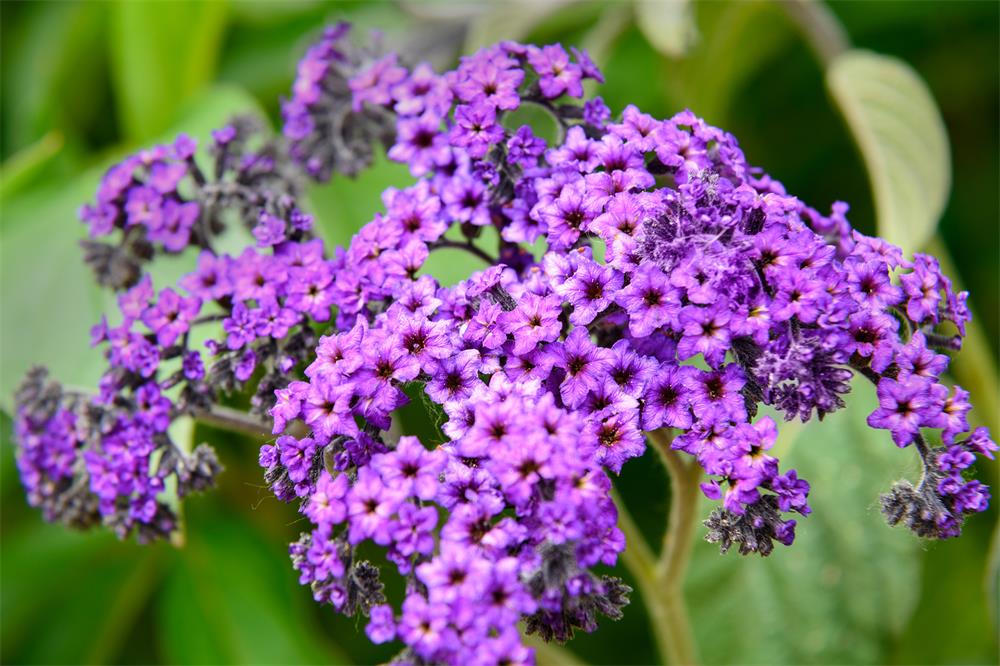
[281,22,397,180]
[15,119,343,541]
[79,117,297,290]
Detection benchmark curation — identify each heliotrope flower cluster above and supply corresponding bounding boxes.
[282,22,397,181]
[15,120,338,541]
[12,23,996,666]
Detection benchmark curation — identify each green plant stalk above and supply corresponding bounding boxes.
[193,404,272,438]
[650,429,701,666]
[615,430,701,665]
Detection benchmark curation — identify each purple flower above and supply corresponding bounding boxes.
[450,104,504,159]
[347,467,402,545]
[253,211,287,247]
[305,470,350,525]
[583,97,611,128]
[427,349,482,403]
[398,594,453,659]
[552,328,613,408]
[687,365,747,425]
[452,59,524,110]
[389,112,451,176]
[501,292,562,355]
[350,54,407,110]
[507,125,546,167]
[141,288,201,348]
[442,174,491,227]
[616,265,678,337]
[391,502,438,556]
[223,302,257,350]
[372,436,444,500]
[867,376,945,447]
[677,304,732,368]
[561,260,622,325]
[527,44,583,98]
[366,604,397,644]
[642,366,694,431]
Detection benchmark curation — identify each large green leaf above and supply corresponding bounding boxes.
[827,49,951,256]
[157,505,347,665]
[0,173,111,410]
[0,130,64,201]
[0,523,159,665]
[110,1,229,141]
[0,2,108,158]
[461,0,575,54]
[686,382,923,664]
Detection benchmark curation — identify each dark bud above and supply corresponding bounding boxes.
[80,240,142,290]
[15,366,63,423]
[523,543,631,643]
[704,495,794,557]
[177,444,224,496]
[488,284,518,312]
[880,477,956,539]
[343,560,387,617]
[47,478,102,530]
[388,648,433,666]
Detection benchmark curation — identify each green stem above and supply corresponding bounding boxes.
[611,485,672,663]
[193,405,271,438]
[648,429,701,666]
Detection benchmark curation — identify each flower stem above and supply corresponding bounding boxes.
[432,239,497,265]
[648,429,701,665]
[192,405,272,438]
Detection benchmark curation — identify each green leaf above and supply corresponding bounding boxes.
[0,130,64,200]
[0,2,108,158]
[687,382,923,664]
[634,0,699,58]
[0,523,158,665]
[0,173,111,411]
[827,49,951,256]
[110,1,229,141]
[158,506,347,665]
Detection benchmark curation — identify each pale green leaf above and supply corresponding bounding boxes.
[634,0,699,58]
[827,49,951,255]
[110,1,229,141]
[687,382,923,664]
[0,524,157,665]
[0,130,64,200]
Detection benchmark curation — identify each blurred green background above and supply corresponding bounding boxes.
[1,1,997,664]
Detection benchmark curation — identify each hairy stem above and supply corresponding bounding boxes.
[636,429,701,665]
[432,239,497,265]
[192,405,272,438]
[611,486,673,663]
